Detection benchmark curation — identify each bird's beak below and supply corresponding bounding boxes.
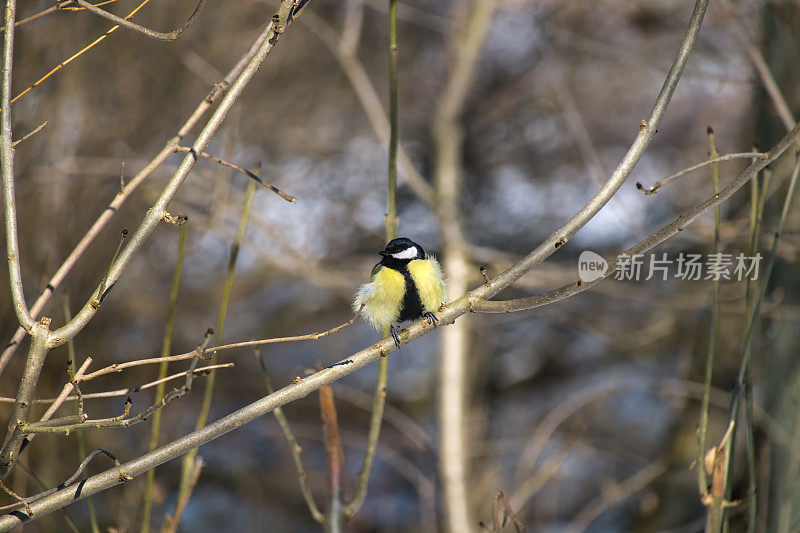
[378,251,389,257]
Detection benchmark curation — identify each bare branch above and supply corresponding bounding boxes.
[160,457,203,533]
[468,0,709,303]
[1,0,35,331]
[432,2,497,532]
[46,0,301,349]
[22,386,186,435]
[11,120,47,147]
[24,358,92,447]
[0,449,123,514]
[0,364,233,405]
[0,1,123,32]
[471,122,800,313]
[636,151,768,195]
[79,310,360,382]
[0,322,50,480]
[174,146,295,202]
[257,354,324,523]
[720,0,797,141]
[74,0,206,41]
[0,11,287,376]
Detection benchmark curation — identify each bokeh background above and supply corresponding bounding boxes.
[1,0,799,531]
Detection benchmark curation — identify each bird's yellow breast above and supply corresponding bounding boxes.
[355,265,406,330]
[408,257,447,313]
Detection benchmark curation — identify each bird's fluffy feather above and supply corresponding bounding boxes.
[407,255,446,313]
[353,265,406,330]
[354,254,446,330]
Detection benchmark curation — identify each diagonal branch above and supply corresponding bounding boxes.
[0,120,792,523]
[174,146,295,202]
[257,355,324,523]
[471,122,800,313]
[78,311,360,382]
[0,449,122,513]
[0,1,749,527]
[636,152,767,195]
[74,0,206,41]
[45,0,300,349]
[0,11,287,376]
[471,0,709,303]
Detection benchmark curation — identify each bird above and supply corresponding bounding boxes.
[354,237,447,347]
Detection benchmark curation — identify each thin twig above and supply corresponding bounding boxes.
[697,127,720,509]
[472,123,800,314]
[143,221,187,533]
[80,311,361,382]
[183,328,216,392]
[160,457,203,533]
[0,480,31,515]
[0,449,123,513]
[180,174,256,495]
[6,463,81,532]
[74,0,205,41]
[720,0,797,144]
[464,0,710,309]
[722,154,800,528]
[636,152,767,195]
[22,386,187,434]
[492,490,525,533]
[257,354,324,523]
[12,120,47,147]
[174,146,295,202]
[0,1,121,32]
[33,358,92,427]
[10,0,157,106]
[0,364,233,404]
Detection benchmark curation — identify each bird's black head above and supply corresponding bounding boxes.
[379,237,425,267]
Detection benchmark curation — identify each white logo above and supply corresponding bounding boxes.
[578,250,608,282]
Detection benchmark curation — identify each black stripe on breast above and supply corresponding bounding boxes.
[398,267,423,322]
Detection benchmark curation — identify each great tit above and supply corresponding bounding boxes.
[354,237,447,347]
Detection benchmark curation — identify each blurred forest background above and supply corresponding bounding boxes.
[1,0,799,531]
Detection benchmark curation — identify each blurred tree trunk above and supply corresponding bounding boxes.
[434,2,496,532]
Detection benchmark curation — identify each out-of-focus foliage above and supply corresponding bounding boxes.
[1,0,798,531]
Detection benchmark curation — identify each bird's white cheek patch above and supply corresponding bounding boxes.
[391,246,419,260]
